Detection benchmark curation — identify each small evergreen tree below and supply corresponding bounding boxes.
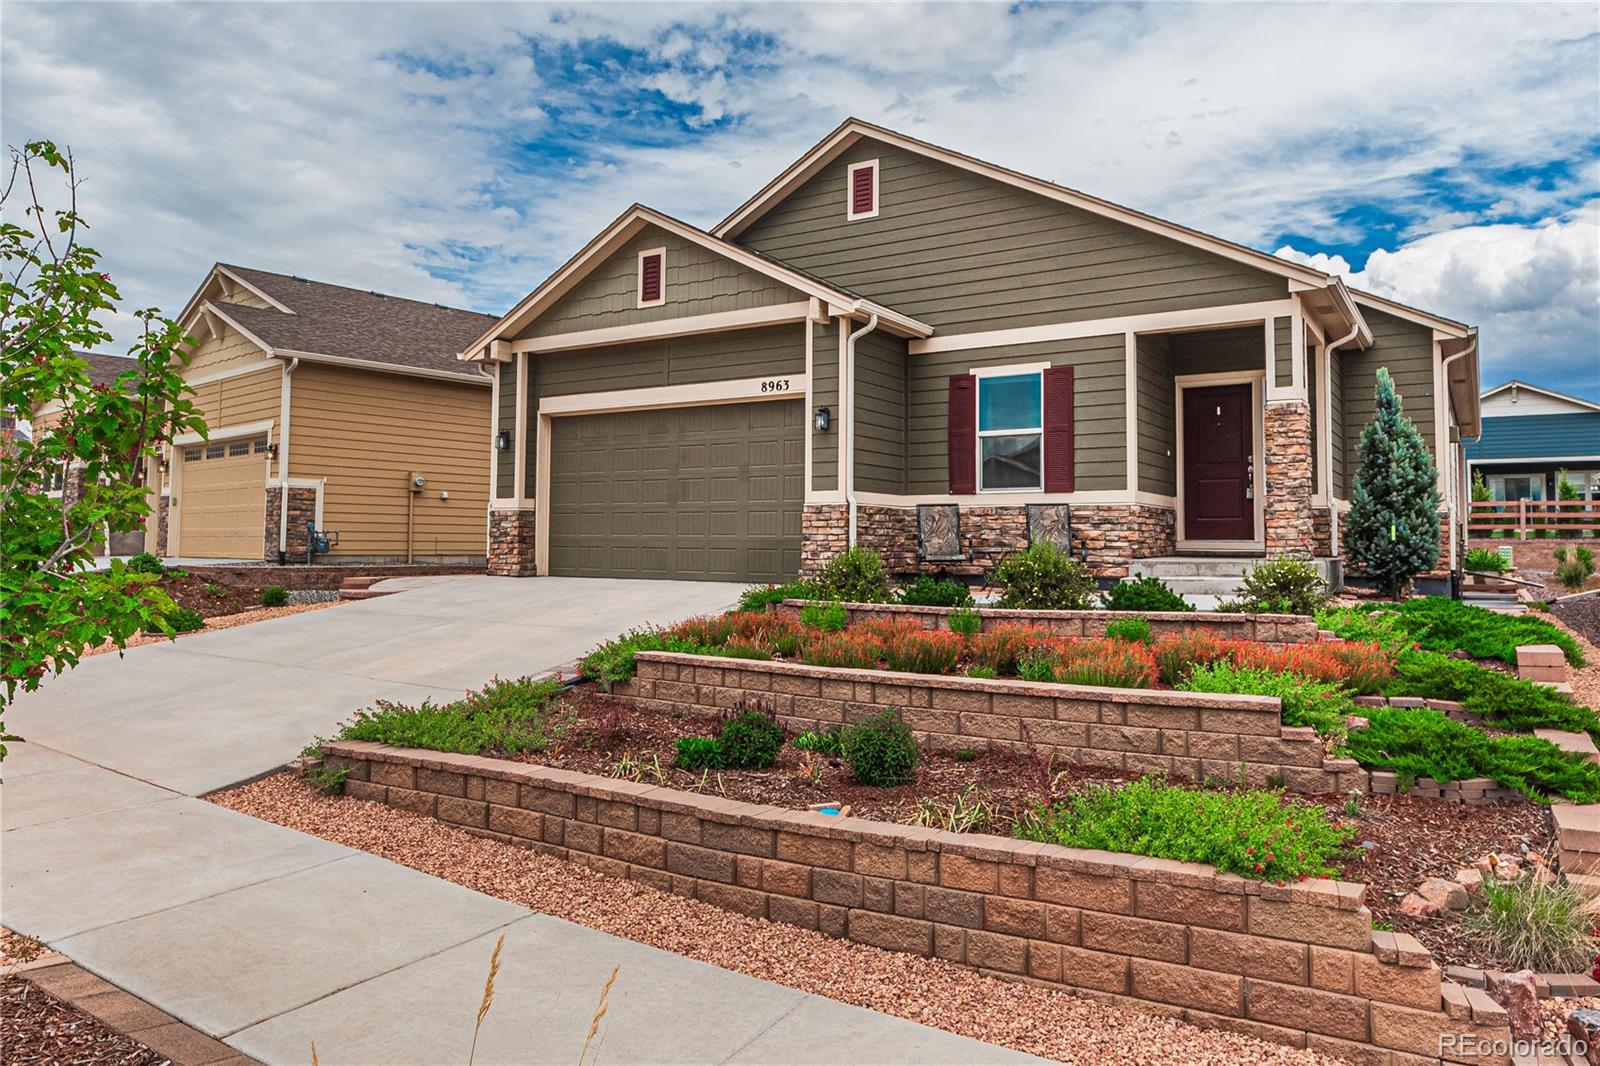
[1345,368,1441,598]
[1471,469,1490,503]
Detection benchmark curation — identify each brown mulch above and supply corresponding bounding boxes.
[80,600,343,658]
[1,976,166,1065]
[211,774,1337,1066]
[1550,600,1600,711]
[158,572,286,618]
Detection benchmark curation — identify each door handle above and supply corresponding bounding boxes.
[1245,455,1254,499]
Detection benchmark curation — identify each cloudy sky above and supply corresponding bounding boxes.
[5,2,1597,397]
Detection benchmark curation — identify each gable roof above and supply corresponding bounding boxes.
[713,118,1470,340]
[462,204,931,360]
[78,351,142,391]
[1481,379,1600,414]
[180,264,498,383]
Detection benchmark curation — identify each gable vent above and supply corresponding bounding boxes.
[638,248,665,307]
[847,160,879,220]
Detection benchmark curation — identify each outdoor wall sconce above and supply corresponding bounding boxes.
[267,442,279,460]
[157,452,171,474]
[814,406,831,432]
[494,429,511,451]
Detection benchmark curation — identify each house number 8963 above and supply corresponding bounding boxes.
[760,379,792,393]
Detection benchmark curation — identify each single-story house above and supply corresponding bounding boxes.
[116,264,496,562]
[461,119,1482,589]
[1467,380,1600,501]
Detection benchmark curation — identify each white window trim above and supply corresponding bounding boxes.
[971,363,1048,493]
[636,247,666,308]
[845,159,880,221]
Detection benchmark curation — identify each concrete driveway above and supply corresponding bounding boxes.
[7,575,744,796]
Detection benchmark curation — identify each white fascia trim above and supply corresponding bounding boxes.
[1467,455,1600,465]
[825,299,930,339]
[175,263,294,330]
[197,302,277,356]
[184,359,280,388]
[272,349,492,387]
[1480,380,1600,413]
[173,417,275,447]
[213,265,296,314]
[848,490,1178,508]
[713,121,1331,288]
[1352,290,1470,337]
[510,302,812,355]
[463,204,931,358]
[908,300,1294,355]
[490,498,538,510]
[969,361,1051,377]
[845,159,880,221]
[539,374,808,418]
[636,247,666,308]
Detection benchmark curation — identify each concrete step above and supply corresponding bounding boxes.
[1553,804,1600,859]
[1535,729,1600,764]
[1130,557,1260,578]
[338,587,394,601]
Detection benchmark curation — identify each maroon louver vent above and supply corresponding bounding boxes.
[851,165,875,216]
[640,253,663,302]
[947,374,976,494]
[1042,365,1076,493]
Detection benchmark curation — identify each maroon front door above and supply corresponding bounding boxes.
[1182,384,1254,541]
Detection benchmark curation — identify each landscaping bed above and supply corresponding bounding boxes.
[1554,595,1600,651]
[1,975,165,1065]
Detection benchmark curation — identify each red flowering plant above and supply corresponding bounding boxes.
[969,624,1057,676]
[1054,638,1159,689]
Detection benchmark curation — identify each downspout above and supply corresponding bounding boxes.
[843,306,879,547]
[1440,333,1479,581]
[1321,321,1362,561]
[277,356,299,562]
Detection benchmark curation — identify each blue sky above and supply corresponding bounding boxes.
[4,2,1597,397]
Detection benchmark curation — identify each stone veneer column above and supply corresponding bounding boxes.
[800,504,848,577]
[1263,401,1316,557]
[264,486,319,562]
[487,507,538,576]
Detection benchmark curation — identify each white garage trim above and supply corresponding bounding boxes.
[508,302,814,355]
[172,418,275,447]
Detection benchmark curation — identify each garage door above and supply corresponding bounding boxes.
[548,400,803,582]
[178,437,267,558]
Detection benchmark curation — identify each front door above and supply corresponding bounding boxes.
[1182,383,1254,542]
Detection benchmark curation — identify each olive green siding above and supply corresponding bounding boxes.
[1136,333,1176,496]
[1170,325,1265,378]
[1306,343,1319,491]
[521,224,803,339]
[811,319,839,492]
[532,325,804,399]
[907,334,1127,494]
[1330,346,1347,497]
[495,359,516,498]
[1341,307,1437,483]
[1274,317,1293,387]
[736,139,1288,337]
[854,330,908,494]
[522,358,538,499]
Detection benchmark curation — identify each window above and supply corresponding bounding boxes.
[977,372,1043,490]
[846,159,879,220]
[184,447,202,462]
[228,440,251,457]
[205,443,225,459]
[637,248,665,307]
[254,438,270,453]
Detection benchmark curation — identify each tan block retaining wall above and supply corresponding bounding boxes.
[321,740,1512,1063]
[773,600,1320,644]
[617,653,1367,795]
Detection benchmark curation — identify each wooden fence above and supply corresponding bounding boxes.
[1469,499,1599,538]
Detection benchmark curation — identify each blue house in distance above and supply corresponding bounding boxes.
[1466,380,1600,503]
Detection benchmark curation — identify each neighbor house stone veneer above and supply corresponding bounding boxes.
[487,507,538,576]
[1264,401,1316,558]
[322,740,1513,1062]
[263,485,318,562]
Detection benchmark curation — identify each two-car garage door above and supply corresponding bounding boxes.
[547,400,803,583]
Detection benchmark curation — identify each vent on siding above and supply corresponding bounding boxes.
[846,160,878,220]
[638,248,665,307]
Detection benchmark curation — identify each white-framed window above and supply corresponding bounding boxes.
[184,447,202,462]
[846,159,879,221]
[975,367,1044,491]
[254,438,270,453]
[637,247,666,308]
[205,443,225,459]
[227,440,251,457]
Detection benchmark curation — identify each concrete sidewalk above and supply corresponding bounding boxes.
[3,746,1036,1065]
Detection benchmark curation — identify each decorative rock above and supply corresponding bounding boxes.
[1346,715,1369,731]
[1567,1009,1600,1066]
[1399,892,1441,918]
[1418,876,1470,911]
[1454,867,1484,895]
[1491,970,1541,1041]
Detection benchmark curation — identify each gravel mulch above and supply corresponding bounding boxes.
[1,975,167,1065]
[1548,602,1600,711]
[81,600,342,658]
[212,774,1340,1066]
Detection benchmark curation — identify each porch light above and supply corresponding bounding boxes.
[813,406,831,432]
[494,429,511,451]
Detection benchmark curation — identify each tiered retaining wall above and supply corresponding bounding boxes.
[322,740,1513,1063]
[618,653,1365,794]
[773,601,1320,644]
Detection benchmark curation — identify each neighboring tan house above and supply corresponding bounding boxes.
[462,119,1482,590]
[1467,380,1600,502]
[140,264,497,562]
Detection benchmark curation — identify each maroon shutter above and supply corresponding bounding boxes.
[1042,365,1075,492]
[948,374,976,494]
[851,165,875,215]
[640,253,662,302]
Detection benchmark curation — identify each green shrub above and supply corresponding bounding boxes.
[338,676,565,755]
[1017,646,1058,683]
[1103,576,1190,613]
[992,542,1096,610]
[1555,546,1597,592]
[737,580,824,613]
[1464,547,1510,575]
[127,552,165,576]
[794,728,845,757]
[947,608,981,637]
[1462,874,1600,972]
[843,710,919,786]
[1344,706,1600,803]
[717,708,785,769]
[1179,662,1352,740]
[260,586,289,607]
[898,575,973,607]
[675,735,721,770]
[1386,649,1596,736]
[1351,597,1584,667]
[165,607,205,633]
[1222,559,1328,615]
[1104,617,1152,644]
[1013,778,1354,881]
[817,547,893,603]
[203,582,226,599]
[799,601,848,632]
[966,666,997,679]
[580,628,699,686]
[306,764,348,795]
[955,747,977,762]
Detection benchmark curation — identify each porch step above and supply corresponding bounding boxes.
[1128,557,1336,599]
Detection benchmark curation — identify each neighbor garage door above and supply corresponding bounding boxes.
[177,437,267,558]
[548,400,803,582]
